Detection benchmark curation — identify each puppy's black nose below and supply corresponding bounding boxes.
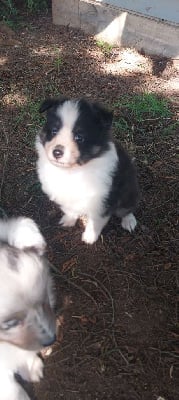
[53,147,64,159]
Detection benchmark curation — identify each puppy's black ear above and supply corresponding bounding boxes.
[92,102,113,130]
[39,97,68,113]
[39,98,58,113]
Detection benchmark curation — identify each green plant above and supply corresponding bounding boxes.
[53,49,63,73]
[0,0,48,21]
[114,93,171,122]
[25,0,48,12]
[14,100,45,147]
[96,40,114,55]
[114,118,129,133]
[162,121,179,136]
[43,83,60,97]
[0,0,17,22]
[27,100,45,126]
[2,0,17,14]
[113,93,173,143]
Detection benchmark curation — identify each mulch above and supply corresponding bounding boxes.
[0,12,178,400]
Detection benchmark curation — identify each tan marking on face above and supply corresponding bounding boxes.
[0,320,39,350]
[44,100,81,167]
[44,129,80,167]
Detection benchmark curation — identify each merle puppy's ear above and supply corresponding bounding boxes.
[92,102,113,130]
[39,97,68,113]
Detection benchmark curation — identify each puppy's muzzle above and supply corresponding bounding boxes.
[35,302,56,348]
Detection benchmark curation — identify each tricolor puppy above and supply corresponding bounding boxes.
[36,97,139,244]
[0,217,56,400]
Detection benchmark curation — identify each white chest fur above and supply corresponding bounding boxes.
[36,141,118,217]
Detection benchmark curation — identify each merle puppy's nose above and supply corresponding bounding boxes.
[43,334,56,347]
[53,146,64,159]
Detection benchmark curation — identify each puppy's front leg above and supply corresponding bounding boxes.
[0,372,30,400]
[82,215,110,244]
[59,213,77,227]
[18,352,44,383]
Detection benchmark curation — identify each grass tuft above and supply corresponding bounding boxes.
[53,48,63,73]
[14,100,45,147]
[114,93,171,122]
[113,93,173,142]
[95,40,114,55]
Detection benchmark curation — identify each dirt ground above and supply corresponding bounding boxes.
[0,12,179,400]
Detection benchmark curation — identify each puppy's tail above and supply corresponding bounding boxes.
[0,217,46,254]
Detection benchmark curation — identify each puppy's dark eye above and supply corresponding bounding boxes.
[1,319,21,330]
[51,127,58,136]
[74,133,84,143]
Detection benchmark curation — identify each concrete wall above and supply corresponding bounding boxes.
[52,0,179,58]
[97,0,179,24]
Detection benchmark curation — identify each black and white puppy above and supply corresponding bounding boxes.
[0,217,56,400]
[36,97,139,244]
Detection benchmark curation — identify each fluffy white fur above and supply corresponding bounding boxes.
[0,217,55,400]
[0,217,46,254]
[57,99,79,127]
[0,343,43,400]
[36,138,119,244]
[121,213,137,233]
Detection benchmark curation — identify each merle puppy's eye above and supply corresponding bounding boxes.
[1,319,21,330]
[74,133,84,143]
[51,127,58,136]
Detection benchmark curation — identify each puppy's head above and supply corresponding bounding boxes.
[39,97,113,167]
[0,223,56,351]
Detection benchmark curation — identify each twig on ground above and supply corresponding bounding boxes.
[79,271,115,324]
[48,261,98,308]
[0,124,9,201]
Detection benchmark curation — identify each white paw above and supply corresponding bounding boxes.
[8,217,46,254]
[59,214,77,227]
[121,213,137,233]
[29,356,44,383]
[82,228,98,244]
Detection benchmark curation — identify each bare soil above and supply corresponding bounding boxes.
[0,13,178,400]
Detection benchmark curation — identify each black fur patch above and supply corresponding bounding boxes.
[104,141,139,217]
[39,97,68,144]
[73,99,112,164]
